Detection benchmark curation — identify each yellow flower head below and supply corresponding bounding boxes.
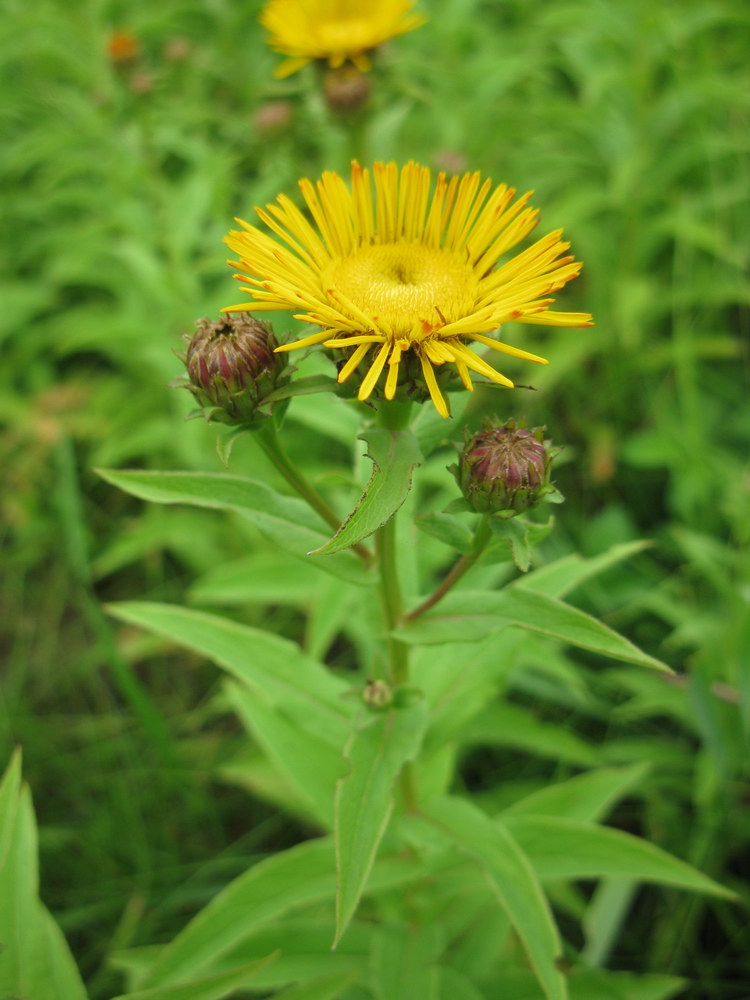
[224,161,593,417]
[260,0,424,78]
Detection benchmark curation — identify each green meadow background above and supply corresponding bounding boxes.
[2,0,749,996]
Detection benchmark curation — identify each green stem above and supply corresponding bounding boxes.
[405,515,493,622]
[257,421,372,564]
[375,514,409,687]
[375,511,418,812]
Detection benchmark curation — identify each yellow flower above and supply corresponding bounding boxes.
[260,0,424,79]
[224,161,593,418]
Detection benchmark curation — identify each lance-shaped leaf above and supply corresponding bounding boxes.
[313,429,423,555]
[500,763,651,823]
[369,923,441,1000]
[111,954,278,1000]
[503,815,736,898]
[107,602,352,748]
[402,797,568,1000]
[139,837,420,989]
[97,469,369,584]
[521,540,652,598]
[225,681,345,828]
[395,587,670,672]
[0,753,89,1000]
[334,701,428,946]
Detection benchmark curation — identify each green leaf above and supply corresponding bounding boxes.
[270,972,361,1000]
[188,552,323,607]
[369,924,441,1000]
[334,701,428,946]
[463,703,598,767]
[139,839,419,989]
[521,541,652,598]
[439,967,489,1000]
[213,918,369,990]
[488,517,555,572]
[501,764,650,823]
[0,756,88,1000]
[139,839,336,988]
[96,469,369,584]
[217,747,317,823]
[394,587,670,672]
[403,798,568,1000]
[225,681,345,828]
[479,970,685,1000]
[111,955,278,1000]
[313,429,423,554]
[107,602,352,748]
[503,816,735,898]
[413,634,521,752]
[414,512,475,554]
[0,748,22,867]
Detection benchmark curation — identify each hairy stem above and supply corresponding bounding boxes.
[373,400,418,809]
[257,421,372,564]
[376,514,410,687]
[405,515,493,622]
[376,511,418,812]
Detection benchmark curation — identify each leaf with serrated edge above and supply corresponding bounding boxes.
[312,429,423,555]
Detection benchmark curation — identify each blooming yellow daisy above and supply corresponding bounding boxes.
[260,0,424,78]
[224,161,593,418]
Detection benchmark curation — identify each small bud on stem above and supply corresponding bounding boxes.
[455,418,558,517]
[182,314,288,424]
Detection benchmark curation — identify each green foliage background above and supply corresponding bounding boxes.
[1,0,748,997]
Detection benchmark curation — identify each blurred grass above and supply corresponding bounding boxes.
[1,0,749,996]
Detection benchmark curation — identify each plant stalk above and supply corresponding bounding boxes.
[405,515,493,622]
[257,421,372,564]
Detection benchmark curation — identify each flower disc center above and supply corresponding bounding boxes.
[326,242,478,338]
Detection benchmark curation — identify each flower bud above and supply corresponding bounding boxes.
[323,66,372,115]
[183,314,288,424]
[363,679,393,711]
[455,418,557,516]
[254,100,293,136]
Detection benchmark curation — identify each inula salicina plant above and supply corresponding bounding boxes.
[2,0,748,998]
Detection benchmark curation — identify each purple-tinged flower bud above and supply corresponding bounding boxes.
[323,66,372,115]
[455,418,558,516]
[254,100,293,136]
[182,314,288,424]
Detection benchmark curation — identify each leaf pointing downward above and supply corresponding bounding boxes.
[313,429,423,555]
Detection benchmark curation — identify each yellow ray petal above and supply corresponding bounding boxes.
[358,340,391,400]
[419,353,449,418]
[338,343,371,382]
[463,333,548,365]
[274,329,333,352]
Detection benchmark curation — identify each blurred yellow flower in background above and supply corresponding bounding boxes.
[224,161,592,417]
[260,0,424,78]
